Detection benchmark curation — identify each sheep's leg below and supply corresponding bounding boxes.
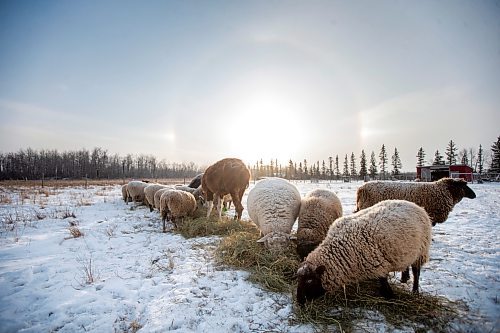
[149,204,154,212]
[401,267,410,283]
[379,277,394,299]
[232,189,244,220]
[411,264,421,294]
[216,195,223,221]
[206,201,214,218]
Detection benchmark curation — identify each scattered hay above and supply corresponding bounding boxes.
[293,279,468,332]
[175,215,257,239]
[215,229,301,293]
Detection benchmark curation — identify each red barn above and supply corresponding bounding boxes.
[416,164,473,182]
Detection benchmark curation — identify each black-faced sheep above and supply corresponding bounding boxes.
[126,181,149,206]
[188,173,203,189]
[296,200,431,305]
[355,177,476,225]
[296,189,343,259]
[202,158,250,220]
[159,189,197,232]
[247,177,301,251]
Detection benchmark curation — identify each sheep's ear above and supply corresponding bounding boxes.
[256,234,270,243]
[257,234,271,243]
[315,265,326,276]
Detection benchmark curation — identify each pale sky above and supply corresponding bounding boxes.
[1,0,499,171]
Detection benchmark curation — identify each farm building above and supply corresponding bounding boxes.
[417,164,473,182]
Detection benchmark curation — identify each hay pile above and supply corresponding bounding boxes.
[175,215,467,331]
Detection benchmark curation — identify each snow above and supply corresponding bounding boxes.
[0,181,498,332]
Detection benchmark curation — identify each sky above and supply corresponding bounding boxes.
[0,0,499,171]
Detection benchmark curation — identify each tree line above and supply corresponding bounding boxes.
[1,136,498,181]
[251,136,500,181]
[0,147,203,180]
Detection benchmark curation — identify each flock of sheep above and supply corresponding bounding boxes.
[119,157,477,305]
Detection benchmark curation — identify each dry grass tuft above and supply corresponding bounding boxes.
[67,226,84,239]
[0,194,12,204]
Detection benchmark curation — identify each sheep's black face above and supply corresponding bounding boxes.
[445,178,476,201]
[296,263,326,305]
[296,242,320,260]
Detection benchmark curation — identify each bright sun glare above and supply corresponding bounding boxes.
[228,91,304,164]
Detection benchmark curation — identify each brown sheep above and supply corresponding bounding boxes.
[201,158,250,220]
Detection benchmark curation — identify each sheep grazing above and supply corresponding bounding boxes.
[202,158,250,220]
[355,177,476,226]
[125,181,149,206]
[144,184,169,212]
[188,173,203,189]
[159,189,197,232]
[121,184,129,202]
[296,189,343,259]
[247,177,302,251]
[296,200,432,305]
[154,188,172,211]
[175,185,204,206]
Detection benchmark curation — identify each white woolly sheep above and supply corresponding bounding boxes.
[126,181,149,206]
[154,187,172,211]
[159,189,197,232]
[144,184,169,212]
[121,184,130,202]
[296,200,431,305]
[355,177,476,226]
[296,188,343,258]
[247,177,301,251]
[175,185,205,208]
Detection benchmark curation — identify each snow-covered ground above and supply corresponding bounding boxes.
[0,181,498,332]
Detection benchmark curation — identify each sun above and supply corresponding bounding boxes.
[227,91,305,164]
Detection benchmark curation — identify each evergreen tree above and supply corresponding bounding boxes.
[478,145,484,175]
[490,136,500,173]
[334,155,340,179]
[343,154,350,177]
[298,162,303,180]
[359,150,367,180]
[369,151,377,179]
[433,150,445,165]
[459,148,469,166]
[445,140,458,165]
[303,159,308,179]
[321,160,326,179]
[379,144,388,180]
[391,147,402,176]
[328,156,333,180]
[350,152,357,179]
[416,147,426,167]
[288,159,294,179]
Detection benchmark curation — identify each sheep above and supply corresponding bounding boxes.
[125,181,149,206]
[121,184,129,202]
[247,177,302,251]
[144,184,169,212]
[202,158,250,220]
[296,200,432,305]
[154,187,172,211]
[159,189,197,232]
[175,185,205,208]
[355,177,476,226]
[188,173,203,188]
[296,189,343,259]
